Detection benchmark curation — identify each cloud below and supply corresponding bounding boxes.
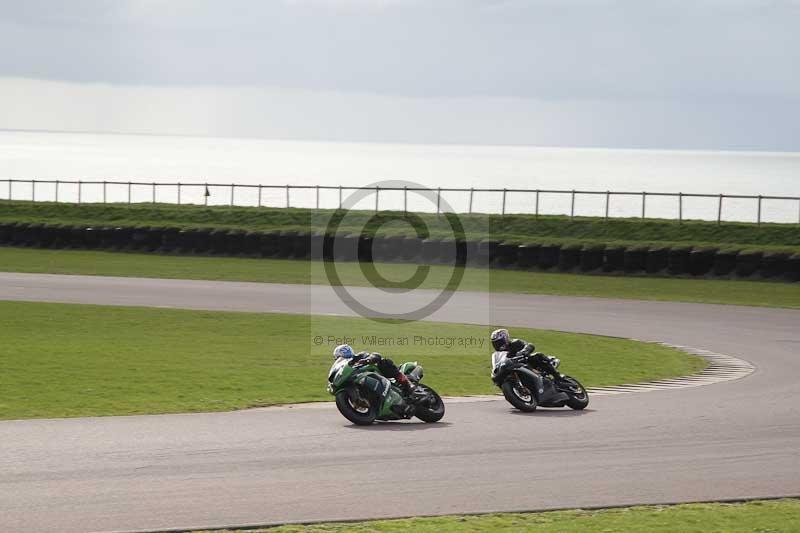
[0,0,797,99]
[1,77,797,150]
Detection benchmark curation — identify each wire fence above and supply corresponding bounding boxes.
[1,178,799,225]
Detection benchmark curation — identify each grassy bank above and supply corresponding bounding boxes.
[0,300,703,420]
[2,200,799,252]
[213,499,800,532]
[3,247,800,308]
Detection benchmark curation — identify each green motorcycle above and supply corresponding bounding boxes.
[327,358,445,425]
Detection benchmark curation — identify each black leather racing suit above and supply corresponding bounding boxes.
[353,351,401,379]
[507,339,560,380]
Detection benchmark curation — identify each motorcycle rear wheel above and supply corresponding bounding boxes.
[501,376,538,412]
[413,385,445,423]
[335,389,378,425]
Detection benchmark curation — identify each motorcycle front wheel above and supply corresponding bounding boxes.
[561,375,590,410]
[335,388,379,425]
[413,385,445,423]
[501,374,538,412]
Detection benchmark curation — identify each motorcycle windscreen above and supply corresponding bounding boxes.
[491,351,509,373]
[328,358,348,383]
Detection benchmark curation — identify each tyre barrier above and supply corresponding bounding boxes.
[84,227,102,249]
[357,235,373,263]
[557,245,581,271]
[579,246,605,272]
[159,227,181,253]
[603,247,625,272]
[207,229,228,255]
[668,247,691,275]
[787,254,800,282]
[623,247,647,273]
[463,240,480,266]
[645,247,670,274]
[1,224,797,282]
[276,231,298,258]
[0,222,13,244]
[494,242,518,267]
[712,250,739,276]
[293,232,311,259]
[259,232,281,258]
[476,240,498,267]
[372,235,403,263]
[538,244,560,270]
[688,248,717,276]
[50,225,72,249]
[735,251,762,277]
[224,230,245,256]
[398,236,422,262]
[761,252,791,279]
[384,235,408,262]
[517,244,540,270]
[421,238,441,263]
[433,239,463,266]
[42,224,64,248]
[10,223,30,246]
[240,231,261,257]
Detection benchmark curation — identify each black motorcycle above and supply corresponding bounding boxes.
[491,351,589,412]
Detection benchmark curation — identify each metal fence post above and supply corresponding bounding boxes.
[78,180,82,204]
[501,188,507,216]
[436,188,441,217]
[570,189,575,219]
[7,179,11,200]
[757,195,762,226]
[128,182,132,204]
[316,185,320,211]
[55,180,59,203]
[177,182,181,205]
[152,182,156,204]
[535,189,540,219]
[286,185,290,208]
[717,194,723,225]
[204,183,209,206]
[404,186,408,215]
[31,180,35,202]
[375,186,379,213]
[230,184,235,206]
[102,181,107,203]
[641,192,646,219]
[468,188,474,214]
[338,185,342,209]
[605,191,610,219]
[258,185,263,207]
[678,192,683,224]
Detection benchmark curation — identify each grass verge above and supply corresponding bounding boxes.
[209,499,800,532]
[0,300,704,420]
[2,200,799,252]
[2,246,800,308]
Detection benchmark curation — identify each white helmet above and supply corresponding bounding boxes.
[332,344,355,360]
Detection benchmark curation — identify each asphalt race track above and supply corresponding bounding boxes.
[1,273,799,532]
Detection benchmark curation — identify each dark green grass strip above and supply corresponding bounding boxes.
[210,499,800,532]
[0,300,704,420]
[2,200,799,252]
[2,247,799,308]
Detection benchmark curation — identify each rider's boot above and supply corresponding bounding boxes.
[396,372,416,398]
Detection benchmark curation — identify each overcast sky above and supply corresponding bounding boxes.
[1,0,798,150]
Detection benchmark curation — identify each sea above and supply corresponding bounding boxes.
[1,130,798,223]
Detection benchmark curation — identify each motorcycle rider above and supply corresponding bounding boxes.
[490,328,562,380]
[332,344,416,396]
